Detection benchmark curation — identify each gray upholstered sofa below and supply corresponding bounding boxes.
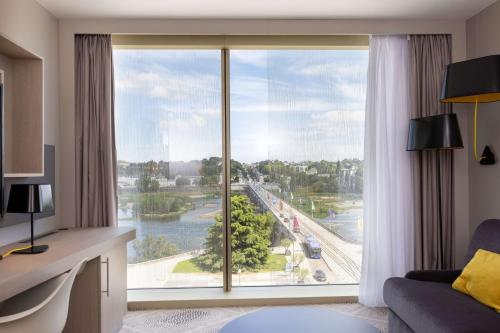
[383,219,500,333]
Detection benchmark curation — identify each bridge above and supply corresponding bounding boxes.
[246,182,361,283]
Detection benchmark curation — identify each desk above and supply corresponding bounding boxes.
[0,227,135,332]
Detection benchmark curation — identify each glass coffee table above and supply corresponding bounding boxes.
[220,307,381,333]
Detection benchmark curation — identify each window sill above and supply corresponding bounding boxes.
[127,284,359,309]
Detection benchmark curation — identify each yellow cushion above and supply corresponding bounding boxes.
[452,249,500,312]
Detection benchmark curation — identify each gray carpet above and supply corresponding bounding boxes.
[120,303,388,333]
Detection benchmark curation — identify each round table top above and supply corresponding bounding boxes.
[220,307,380,333]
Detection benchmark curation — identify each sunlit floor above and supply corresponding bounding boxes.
[119,303,388,333]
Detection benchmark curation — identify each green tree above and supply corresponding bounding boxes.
[230,159,248,182]
[198,195,275,272]
[293,253,305,268]
[133,235,177,263]
[175,176,191,186]
[133,192,190,218]
[200,157,222,187]
[136,173,160,193]
[311,180,325,193]
[280,238,292,255]
[296,268,309,283]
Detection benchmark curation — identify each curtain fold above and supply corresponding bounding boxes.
[360,35,414,307]
[409,35,453,270]
[75,34,117,227]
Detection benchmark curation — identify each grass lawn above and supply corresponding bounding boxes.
[173,254,287,273]
[261,254,287,271]
[172,258,203,273]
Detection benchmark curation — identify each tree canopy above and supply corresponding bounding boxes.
[132,234,177,263]
[135,173,160,193]
[198,195,275,272]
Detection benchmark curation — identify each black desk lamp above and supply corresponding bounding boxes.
[7,184,53,254]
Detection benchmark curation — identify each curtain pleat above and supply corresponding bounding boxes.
[75,34,117,227]
[409,35,454,270]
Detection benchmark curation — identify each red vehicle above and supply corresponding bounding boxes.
[292,216,300,233]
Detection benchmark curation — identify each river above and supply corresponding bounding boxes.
[118,198,221,260]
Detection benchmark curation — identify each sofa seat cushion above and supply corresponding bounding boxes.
[384,277,500,333]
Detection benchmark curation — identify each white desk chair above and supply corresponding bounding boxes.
[0,258,87,333]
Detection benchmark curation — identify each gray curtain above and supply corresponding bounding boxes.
[75,34,117,227]
[409,35,453,269]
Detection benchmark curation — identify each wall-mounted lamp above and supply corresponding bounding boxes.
[407,114,464,151]
[440,54,500,164]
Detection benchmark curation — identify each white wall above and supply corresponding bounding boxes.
[58,18,470,267]
[466,2,500,239]
[0,0,60,245]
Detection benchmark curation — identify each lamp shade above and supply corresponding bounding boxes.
[407,114,463,151]
[7,184,54,214]
[441,55,500,103]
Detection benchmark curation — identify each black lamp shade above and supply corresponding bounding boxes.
[407,114,463,151]
[7,184,54,214]
[441,55,500,103]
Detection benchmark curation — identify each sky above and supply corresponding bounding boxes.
[114,49,368,164]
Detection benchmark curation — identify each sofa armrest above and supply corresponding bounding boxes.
[405,270,462,283]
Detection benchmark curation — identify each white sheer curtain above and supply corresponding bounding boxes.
[359,35,415,307]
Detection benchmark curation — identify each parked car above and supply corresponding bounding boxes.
[313,269,327,282]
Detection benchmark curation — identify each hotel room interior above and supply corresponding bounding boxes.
[0,0,499,332]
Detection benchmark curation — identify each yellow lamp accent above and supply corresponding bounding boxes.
[441,92,500,103]
[473,99,480,161]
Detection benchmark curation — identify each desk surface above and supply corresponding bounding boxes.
[0,227,135,301]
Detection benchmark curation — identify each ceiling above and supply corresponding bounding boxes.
[36,0,496,20]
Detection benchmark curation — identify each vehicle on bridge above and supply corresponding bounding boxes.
[313,269,327,282]
[292,216,300,233]
[305,236,322,259]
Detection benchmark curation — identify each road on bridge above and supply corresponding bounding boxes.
[249,183,361,283]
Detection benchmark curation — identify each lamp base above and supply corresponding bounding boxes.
[12,245,49,254]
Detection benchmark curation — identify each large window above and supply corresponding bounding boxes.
[114,42,368,290]
[114,50,223,288]
[230,50,367,286]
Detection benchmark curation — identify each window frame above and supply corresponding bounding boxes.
[112,35,369,295]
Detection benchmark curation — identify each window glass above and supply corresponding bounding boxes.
[229,50,367,286]
[114,49,223,288]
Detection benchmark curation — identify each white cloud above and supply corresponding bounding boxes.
[294,62,367,79]
[159,112,211,131]
[115,68,220,105]
[231,51,268,68]
[311,110,365,122]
